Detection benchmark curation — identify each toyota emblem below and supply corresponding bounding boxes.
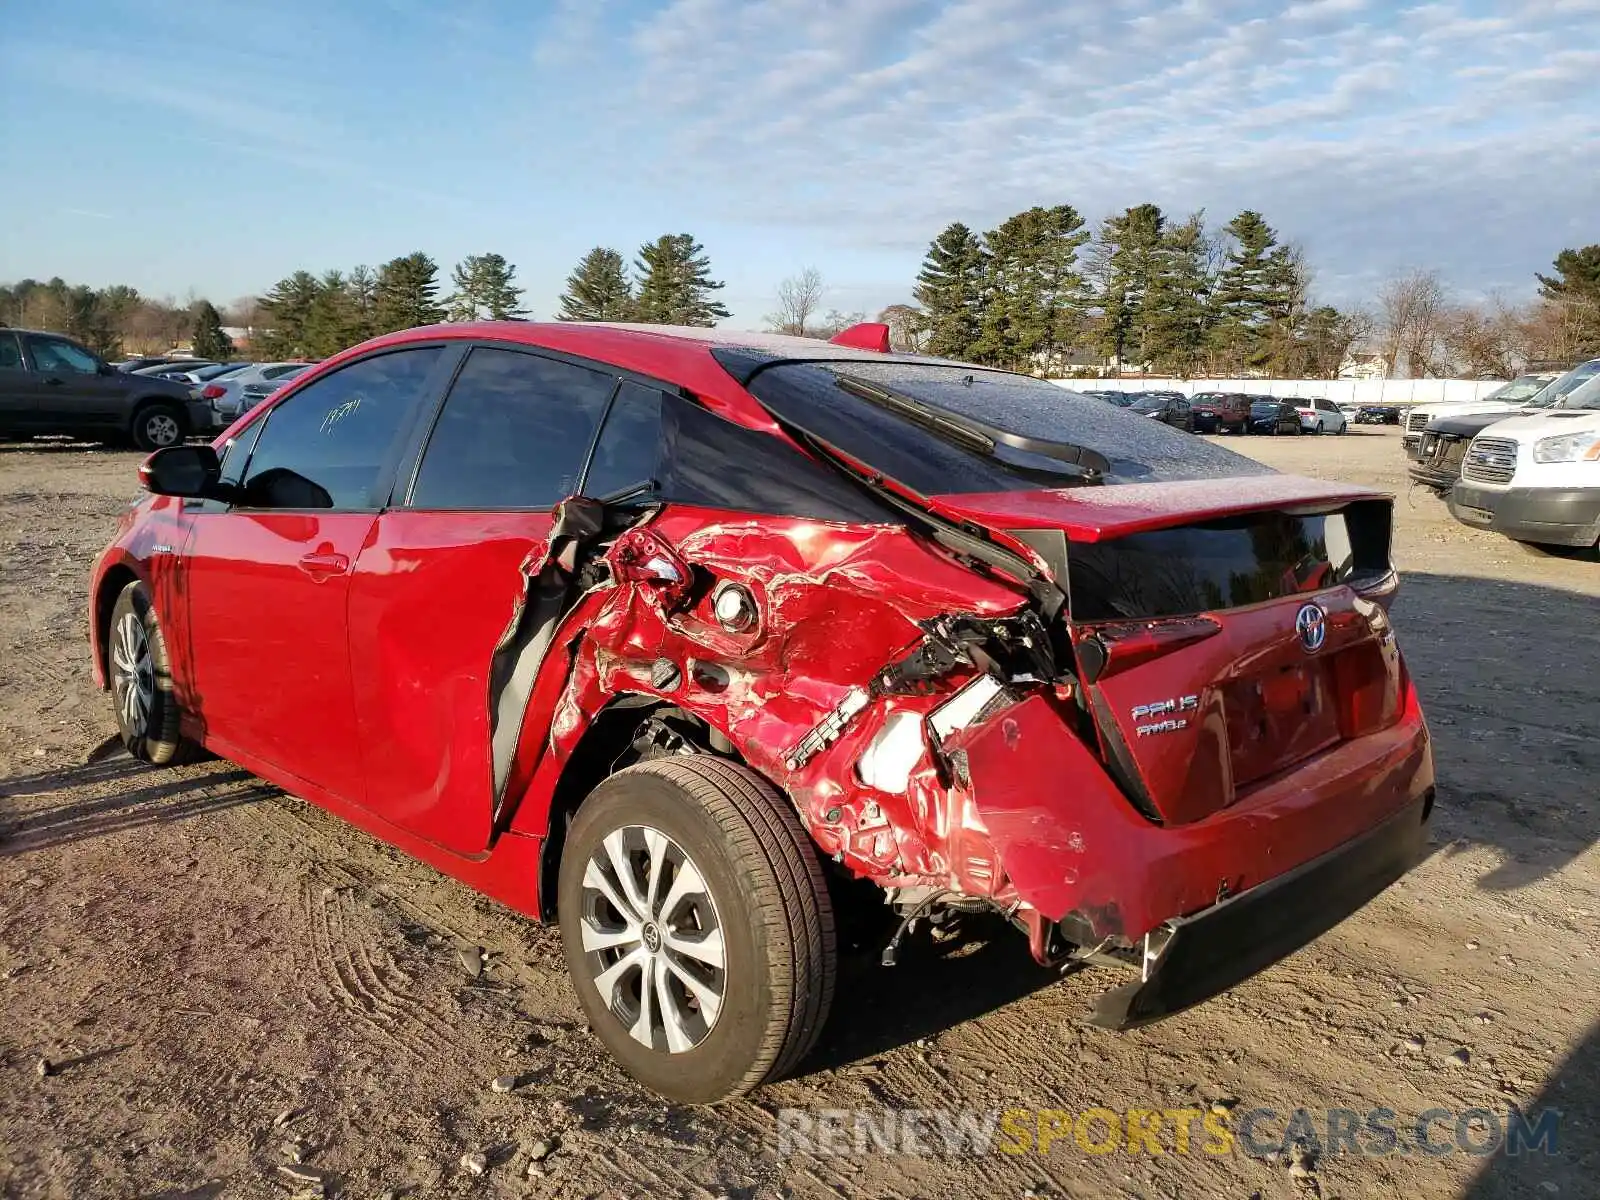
[1296,603,1327,653]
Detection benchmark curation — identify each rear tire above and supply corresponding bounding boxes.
[132,403,186,451]
[107,580,200,764]
[556,756,836,1103]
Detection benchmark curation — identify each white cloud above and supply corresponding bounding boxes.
[599,0,1599,300]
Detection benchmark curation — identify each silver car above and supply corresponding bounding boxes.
[201,362,312,422]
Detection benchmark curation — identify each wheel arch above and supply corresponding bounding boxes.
[93,562,141,689]
[533,693,759,918]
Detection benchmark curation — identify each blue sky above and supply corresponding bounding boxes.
[2,0,1597,327]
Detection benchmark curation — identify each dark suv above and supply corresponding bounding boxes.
[0,329,215,449]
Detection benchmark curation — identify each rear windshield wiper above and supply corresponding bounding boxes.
[833,374,1109,484]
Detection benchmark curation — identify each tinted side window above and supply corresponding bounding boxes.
[0,333,21,369]
[583,381,665,500]
[239,347,440,510]
[410,347,617,509]
[28,337,98,374]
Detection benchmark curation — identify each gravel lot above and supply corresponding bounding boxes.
[1,427,1596,1199]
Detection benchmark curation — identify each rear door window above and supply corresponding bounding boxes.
[238,347,441,510]
[582,381,664,500]
[409,346,617,509]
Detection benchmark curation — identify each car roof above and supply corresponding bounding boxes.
[348,321,973,424]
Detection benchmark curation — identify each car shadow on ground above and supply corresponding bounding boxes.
[0,757,274,856]
[800,912,1061,1074]
[1462,1016,1598,1198]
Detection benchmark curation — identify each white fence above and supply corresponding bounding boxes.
[1047,377,1509,406]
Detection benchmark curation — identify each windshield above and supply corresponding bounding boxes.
[1129,399,1164,413]
[1251,401,1279,412]
[1560,374,1600,410]
[737,359,1271,491]
[1525,359,1600,408]
[1490,374,1557,403]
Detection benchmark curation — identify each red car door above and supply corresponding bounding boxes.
[347,345,622,855]
[178,346,448,803]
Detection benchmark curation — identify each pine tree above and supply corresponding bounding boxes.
[257,270,322,359]
[1143,214,1213,376]
[190,300,234,360]
[345,265,379,344]
[1537,245,1600,356]
[373,252,445,333]
[304,270,355,358]
[446,253,526,322]
[1090,204,1167,370]
[976,205,1090,371]
[633,235,729,325]
[558,247,635,321]
[914,222,989,360]
[1208,210,1298,374]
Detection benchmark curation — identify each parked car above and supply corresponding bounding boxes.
[200,362,314,422]
[0,327,216,447]
[1127,393,1195,431]
[1408,411,1516,494]
[1191,392,1250,434]
[1402,371,1564,456]
[1448,374,1600,552]
[129,360,219,380]
[114,354,197,373]
[1354,405,1402,425]
[1408,361,1600,490]
[91,321,1435,1102]
[179,362,251,384]
[1248,399,1302,435]
[1295,397,1348,435]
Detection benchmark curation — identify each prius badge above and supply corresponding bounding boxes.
[1296,602,1328,654]
[1131,694,1199,737]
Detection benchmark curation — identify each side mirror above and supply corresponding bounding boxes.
[98,362,117,376]
[139,444,222,498]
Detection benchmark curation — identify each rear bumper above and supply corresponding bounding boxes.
[1087,790,1432,1028]
[1449,483,1600,548]
[953,686,1434,942]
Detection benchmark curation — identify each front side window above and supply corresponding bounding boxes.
[238,347,441,510]
[28,337,98,374]
[409,346,617,509]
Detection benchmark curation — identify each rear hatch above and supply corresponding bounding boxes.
[934,479,1404,826]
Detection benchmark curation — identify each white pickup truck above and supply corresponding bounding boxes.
[1401,371,1563,458]
[1449,372,1600,553]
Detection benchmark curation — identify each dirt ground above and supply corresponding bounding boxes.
[1,426,1596,1200]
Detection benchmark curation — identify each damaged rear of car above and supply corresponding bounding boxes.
[101,322,1433,1105]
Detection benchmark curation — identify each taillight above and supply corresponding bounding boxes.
[202,384,226,400]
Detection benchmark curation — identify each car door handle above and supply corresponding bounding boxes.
[41,376,63,386]
[297,551,350,579]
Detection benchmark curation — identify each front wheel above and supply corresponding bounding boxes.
[107,580,198,763]
[557,757,836,1103]
[132,403,185,450]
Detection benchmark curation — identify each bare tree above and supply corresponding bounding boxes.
[813,309,867,339]
[1439,298,1527,379]
[1378,269,1448,378]
[765,267,825,337]
[877,303,928,352]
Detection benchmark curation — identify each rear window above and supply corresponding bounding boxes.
[1069,502,1391,620]
[738,360,1270,492]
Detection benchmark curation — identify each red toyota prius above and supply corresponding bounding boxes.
[89,321,1434,1102]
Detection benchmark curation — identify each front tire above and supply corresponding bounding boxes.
[557,757,836,1103]
[107,580,196,764]
[132,403,185,450]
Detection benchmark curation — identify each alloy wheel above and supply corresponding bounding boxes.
[111,610,154,737]
[578,824,726,1053]
[144,413,181,446]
